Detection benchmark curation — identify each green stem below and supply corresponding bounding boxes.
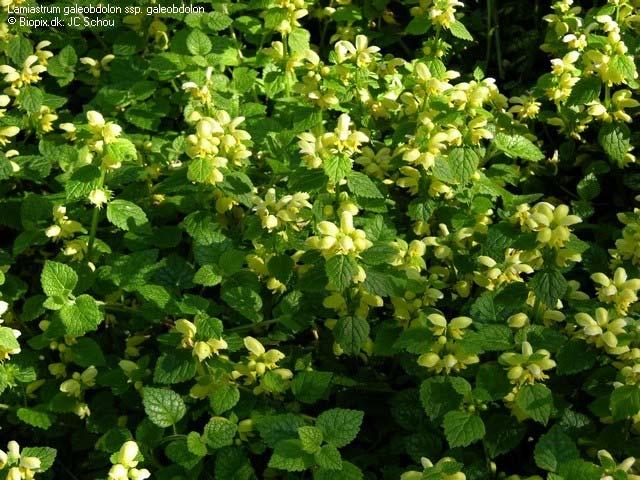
[226,318,280,333]
[86,169,106,261]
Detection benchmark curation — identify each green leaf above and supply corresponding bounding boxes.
[449,20,474,40]
[325,255,359,291]
[107,199,150,231]
[298,426,323,453]
[483,413,526,458]
[187,29,212,55]
[41,261,77,299]
[21,447,56,472]
[269,439,313,472]
[291,371,333,404]
[289,28,311,54]
[19,86,44,113]
[567,76,601,106]
[405,16,430,35]
[598,123,631,167]
[610,385,640,420]
[210,384,240,415]
[315,444,342,470]
[153,350,197,384]
[324,155,352,183]
[7,36,32,64]
[476,363,512,401]
[346,171,383,199]
[268,254,294,284]
[334,316,370,355]
[215,447,255,480]
[420,376,463,420]
[443,410,485,448]
[204,416,237,449]
[534,426,580,472]
[186,432,208,457]
[257,414,306,447]
[0,326,20,353]
[65,165,102,201]
[494,132,545,161]
[462,325,513,352]
[103,138,137,164]
[316,408,364,448]
[556,340,596,375]
[193,264,223,287]
[315,461,364,480]
[206,11,233,31]
[59,295,103,336]
[577,173,600,200]
[221,283,263,322]
[530,269,567,307]
[70,338,106,367]
[609,55,637,83]
[515,384,553,425]
[557,460,603,480]
[142,387,186,428]
[17,407,54,430]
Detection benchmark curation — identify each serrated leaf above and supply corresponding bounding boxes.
[21,447,56,472]
[515,384,553,425]
[204,416,237,448]
[41,261,77,299]
[443,410,485,448]
[534,426,579,472]
[316,408,363,448]
[291,371,333,404]
[187,29,212,55]
[598,123,631,167]
[346,171,383,199]
[298,426,323,453]
[210,384,240,415]
[142,387,186,428]
[556,340,596,375]
[449,20,474,40]
[610,385,640,420]
[315,444,342,470]
[334,316,370,355]
[420,376,463,420]
[153,350,197,384]
[567,77,601,106]
[186,432,207,457]
[494,132,544,161]
[268,439,313,472]
[530,269,567,307]
[59,295,103,336]
[107,199,149,231]
[325,255,359,291]
[323,155,352,183]
[17,407,54,430]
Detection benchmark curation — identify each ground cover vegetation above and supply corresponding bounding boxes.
[1,0,640,478]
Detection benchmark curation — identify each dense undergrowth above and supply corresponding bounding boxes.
[1,0,640,478]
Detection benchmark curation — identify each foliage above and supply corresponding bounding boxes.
[1,0,640,478]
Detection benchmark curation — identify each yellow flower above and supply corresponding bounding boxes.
[307,211,372,257]
[0,327,20,360]
[499,341,556,385]
[0,125,19,146]
[575,307,629,355]
[591,268,640,315]
[0,55,47,95]
[521,202,581,248]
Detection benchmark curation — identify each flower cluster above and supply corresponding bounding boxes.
[0,441,42,480]
[417,313,479,374]
[107,441,150,480]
